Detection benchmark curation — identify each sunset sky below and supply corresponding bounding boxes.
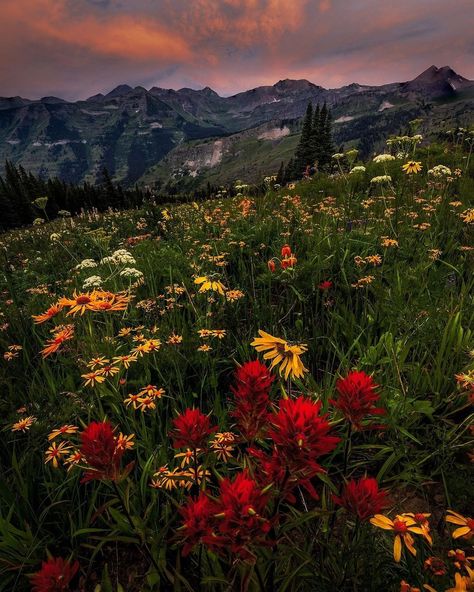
[2,0,473,100]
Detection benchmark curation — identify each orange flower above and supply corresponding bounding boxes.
[59,290,130,315]
[137,396,156,411]
[98,365,120,378]
[81,371,106,387]
[113,354,138,368]
[404,513,433,545]
[32,303,63,324]
[45,441,72,468]
[59,291,95,316]
[40,325,74,358]
[137,385,165,399]
[48,425,79,440]
[12,416,37,432]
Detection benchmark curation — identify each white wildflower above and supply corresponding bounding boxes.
[349,166,366,175]
[119,267,143,279]
[75,258,97,270]
[373,154,395,164]
[370,175,392,184]
[428,165,452,177]
[83,275,103,290]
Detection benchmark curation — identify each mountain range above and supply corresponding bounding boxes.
[1,65,473,190]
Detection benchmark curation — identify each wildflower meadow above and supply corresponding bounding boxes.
[0,133,473,591]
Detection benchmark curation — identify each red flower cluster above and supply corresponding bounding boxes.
[230,360,274,440]
[30,557,79,592]
[333,477,390,521]
[331,371,385,429]
[179,492,217,556]
[280,244,297,269]
[80,421,131,483]
[178,471,271,559]
[170,408,216,449]
[252,396,339,500]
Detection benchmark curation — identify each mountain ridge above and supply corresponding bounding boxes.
[0,65,473,189]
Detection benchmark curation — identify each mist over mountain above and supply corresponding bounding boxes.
[1,65,473,190]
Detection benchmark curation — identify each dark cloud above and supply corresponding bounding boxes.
[0,0,472,100]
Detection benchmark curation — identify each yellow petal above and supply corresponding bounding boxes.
[452,526,471,539]
[446,512,468,526]
[404,533,417,556]
[370,515,394,529]
[393,535,402,562]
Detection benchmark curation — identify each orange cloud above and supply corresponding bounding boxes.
[0,0,472,100]
[319,0,331,13]
[2,0,192,62]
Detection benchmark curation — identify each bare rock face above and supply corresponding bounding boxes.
[401,65,473,96]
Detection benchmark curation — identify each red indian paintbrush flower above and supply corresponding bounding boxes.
[331,370,385,429]
[253,396,339,500]
[230,360,274,440]
[318,280,333,291]
[170,408,216,449]
[178,492,218,556]
[30,557,79,592]
[80,421,132,482]
[333,477,390,521]
[269,396,340,475]
[214,470,271,559]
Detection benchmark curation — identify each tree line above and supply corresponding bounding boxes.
[0,162,231,232]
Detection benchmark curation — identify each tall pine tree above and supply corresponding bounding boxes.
[294,102,314,176]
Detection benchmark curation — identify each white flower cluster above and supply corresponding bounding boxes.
[373,154,395,163]
[370,175,392,184]
[332,153,345,160]
[100,249,136,266]
[50,233,61,242]
[349,166,366,174]
[75,258,97,270]
[83,275,103,290]
[119,267,143,279]
[428,165,452,177]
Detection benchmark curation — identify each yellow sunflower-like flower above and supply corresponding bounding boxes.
[370,514,426,562]
[446,510,474,539]
[402,161,423,174]
[251,330,308,380]
[194,276,226,295]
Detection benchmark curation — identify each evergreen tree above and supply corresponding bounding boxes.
[284,158,295,182]
[294,102,314,176]
[310,104,321,164]
[320,103,334,168]
[276,161,285,185]
[4,161,33,224]
[0,183,18,230]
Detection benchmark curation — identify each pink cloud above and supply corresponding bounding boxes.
[0,0,472,99]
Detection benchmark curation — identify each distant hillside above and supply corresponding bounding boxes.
[0,66,473,189]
